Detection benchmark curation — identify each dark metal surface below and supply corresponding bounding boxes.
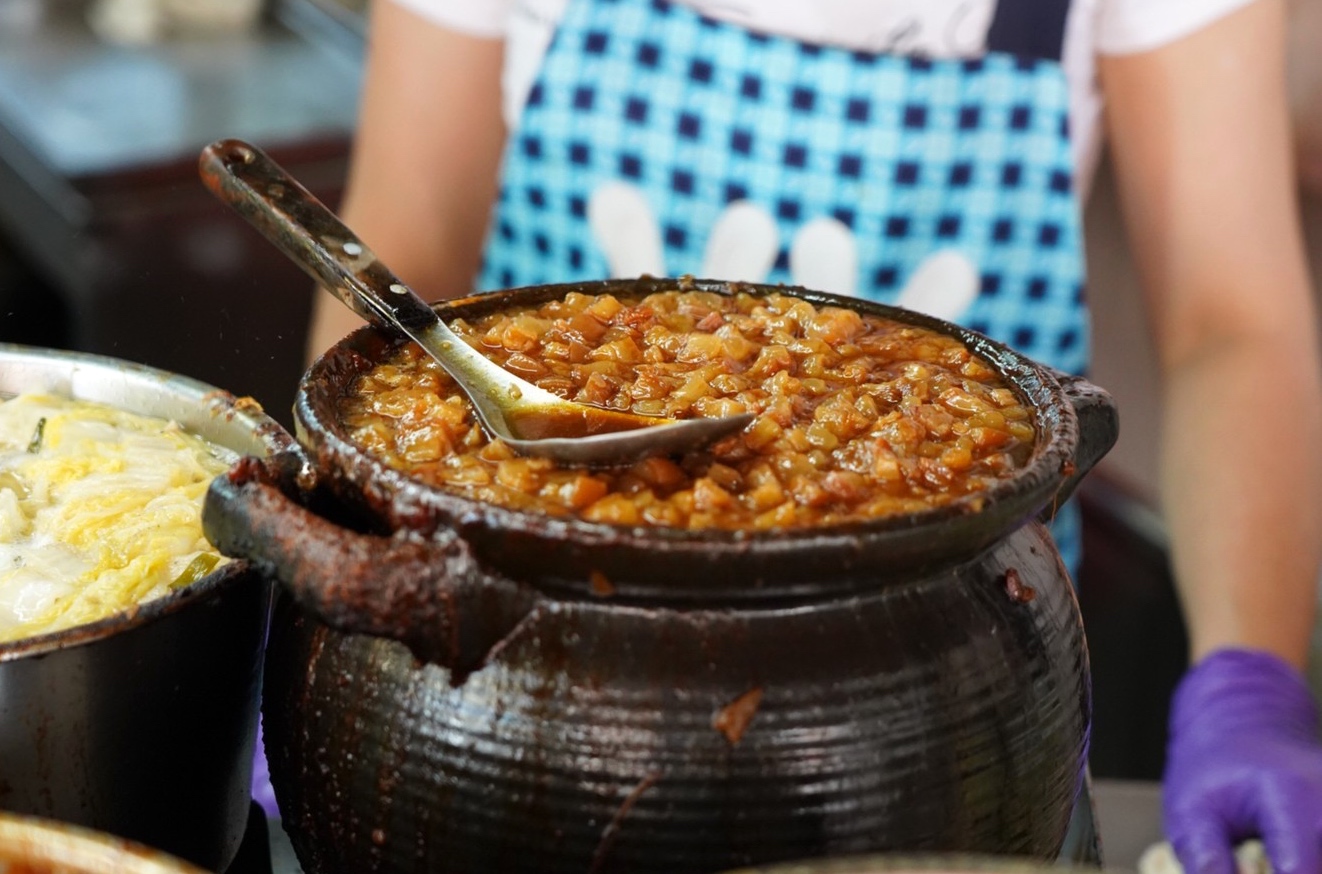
[0,345,294,873]
[0,562,271,871]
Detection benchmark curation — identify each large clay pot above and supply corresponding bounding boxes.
[718,854,1098,874]
[204,278,1118,874]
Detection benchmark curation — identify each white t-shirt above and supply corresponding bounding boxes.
[393,0,1256,189]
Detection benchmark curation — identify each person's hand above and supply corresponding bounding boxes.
[1163,649,1322,874]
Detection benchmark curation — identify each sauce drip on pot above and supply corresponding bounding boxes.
[337,289,1036,530]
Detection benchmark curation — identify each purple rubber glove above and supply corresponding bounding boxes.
[251,719,280,819]
[1164,649,1322,874]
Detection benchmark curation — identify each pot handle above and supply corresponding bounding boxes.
[1049,371,1120,509]
[203,455,540,679]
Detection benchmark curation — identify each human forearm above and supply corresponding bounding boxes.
[1160,328,1322,670]
[306,1,507,361]
[1097,5,1322,867]
[1100,0,1322,666]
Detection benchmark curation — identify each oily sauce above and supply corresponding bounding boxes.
[337,289,1036,530]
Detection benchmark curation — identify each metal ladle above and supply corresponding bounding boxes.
[199,139,752,465]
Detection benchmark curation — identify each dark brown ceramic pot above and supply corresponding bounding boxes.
[718,853,1100,874]
[203,278,1118,874]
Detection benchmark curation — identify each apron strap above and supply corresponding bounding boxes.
[986,0,1072,63]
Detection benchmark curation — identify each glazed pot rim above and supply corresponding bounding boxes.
[293,278,1112,595]
[0,342,292,658]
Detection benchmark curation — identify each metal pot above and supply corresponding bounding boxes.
[204,278,1120,874]
[0,344,294,872]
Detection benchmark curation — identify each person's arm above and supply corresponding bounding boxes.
[1288,0,1322,196]
[1101,2,1322,871]
[306,1,508,360]
[1101,0,1321,670]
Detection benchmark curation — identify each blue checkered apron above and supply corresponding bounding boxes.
[479,0,1085,573]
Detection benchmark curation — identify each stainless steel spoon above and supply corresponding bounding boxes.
[199,139,752,465]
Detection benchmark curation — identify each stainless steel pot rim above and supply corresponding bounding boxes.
[0,343,291,461]
[0,342,291,660]
[0,560,258,662]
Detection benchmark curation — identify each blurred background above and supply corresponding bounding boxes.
[0,0,1319,792]
[0,0,363,425]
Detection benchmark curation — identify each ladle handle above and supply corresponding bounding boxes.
[199,140,520,430]
[199,139,438,336]
[199,138,546,439]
